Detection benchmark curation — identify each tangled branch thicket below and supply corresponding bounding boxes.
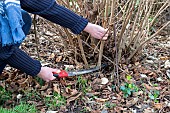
[55,0,170,68]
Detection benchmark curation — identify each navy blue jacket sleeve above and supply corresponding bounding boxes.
[20,0,88,34]
[0,45,41,76]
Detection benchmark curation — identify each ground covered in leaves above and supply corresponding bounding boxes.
[0,17,170,113]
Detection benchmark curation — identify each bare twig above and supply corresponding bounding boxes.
[133,0,155,49]
[77,35,88,68]
[117,0,135,63]
[150,1,169,26]
[33,14,40,59]
[127,21,170,62]
[97,0,109,66]
[82,40,126,74]
[63,28,74,46]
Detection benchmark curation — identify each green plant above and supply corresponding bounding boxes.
[34,76,45,86]
[77,76,91,93]
[120,75,139,98]
[45,92,66,109]
[148,90,160,103]
[23,89,41,101]
[0,102,37,113]
[105,102,116,109]
[0,107,12,113]
[126,75,132,81]
[0,86,12,105]
[120,83,139,98]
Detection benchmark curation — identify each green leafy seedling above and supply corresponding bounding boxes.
[77,76,91,93]
[126,75,132,81]
[120,75,139,98]
[148,90,160,103]
[105,102,116,108]
[45,92,66,109]
[120,83,139,98]
[0,86,12,105]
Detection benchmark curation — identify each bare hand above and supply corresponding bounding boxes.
[83,22,108,40]
[37,67,60,82]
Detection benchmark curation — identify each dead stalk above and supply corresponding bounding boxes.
[150,1,169,26]
[127,0,143,48]
[127,21,170,62]
[33,14,40,59]
[63,28,74,45]
[82,40,126,74]
[108,0,119,81]
[77,35,88,67]
[58,0,68,7]
[97,0,109,66]
[66,0,71,9]
[58,0,169,67]
[133,0,154,50]
[117,0,135,62]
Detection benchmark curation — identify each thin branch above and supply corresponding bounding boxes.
[97,0,109,66]
[63,28,74,46]
[33,14,40,59]
[77,35,88,68]
[82,40,126,74]
[150,1,169,26]
[127,21,170,62]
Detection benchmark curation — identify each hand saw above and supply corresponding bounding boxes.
[53,64,106,78]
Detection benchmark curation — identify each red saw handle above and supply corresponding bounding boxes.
[53,70,68,78]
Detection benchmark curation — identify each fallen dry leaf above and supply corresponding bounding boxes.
[39,83,49,91]
[86,92,100,97]
[49,53,55,59]
[53,83,60,94]
[67,92,82,105]
[91,110,101,113]
[46,88,53,95]
[95,97,110,102]
[0,81,5,88]
[56,56,63,62]
[65,88,78,97]
[126,97,139,107]
[143,83,161,90]
[144,108,154,113]
[154,103,163,109]
[133,91,144,96]
[159,56,170,60]
[17,78,29,88]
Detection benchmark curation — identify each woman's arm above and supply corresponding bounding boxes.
[21,0,88,34]
[0,45,41,76]
[0,45,58,81]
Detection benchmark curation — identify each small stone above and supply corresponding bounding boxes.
[146,60,154,64]
[168,103,170,107]
[148,56,158,61]
[164,60,170,68]
[101,78,109,85]
[166,70,170,79]
[17,94,22,99]
[157,77,164,82]
[112,96,117,100]
[140,74,147,78]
